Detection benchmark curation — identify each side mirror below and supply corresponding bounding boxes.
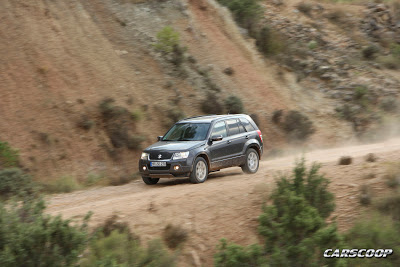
[157,136,163,141]
[211,135,223,142]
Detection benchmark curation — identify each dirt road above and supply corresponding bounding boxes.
[47,138,400,266]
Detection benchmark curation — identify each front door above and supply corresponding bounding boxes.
[208,121,230,170]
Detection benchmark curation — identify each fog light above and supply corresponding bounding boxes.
[173,165,180,171]
[143,166,147,171]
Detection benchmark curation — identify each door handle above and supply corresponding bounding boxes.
[227,140,232,144]
[245,135,249,139]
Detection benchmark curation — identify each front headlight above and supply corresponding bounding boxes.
[141,152,149,160]
[172,151,190,160]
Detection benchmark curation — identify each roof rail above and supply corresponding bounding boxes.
[179,115,217,121]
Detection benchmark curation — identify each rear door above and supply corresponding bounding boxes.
[225,119,248,165]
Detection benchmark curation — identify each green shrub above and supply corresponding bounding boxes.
[377,55,400,69]
[81,231,176,267]
[215,159,342,267]
[0,168,36,197]
[375,191,400,221]
[217,0,263,35]
[154,26,180,54]
[77,114,95,130]
[162,224,188,249]
[308,40,318,50]
[380,97,398,112]
[258,159,342,266]
[0,198,90,267]
[362,45,379,59]
[271,109,283,124]
[214,239,268,267]
[0,141,19,169]
[255,26,286,56]
[345,214,400,266]
[44,176,81,193]
[282,110,315,141]
[297,2,313,16]
[225,95,244,114]
[201,93,224,115]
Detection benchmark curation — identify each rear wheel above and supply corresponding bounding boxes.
[241,148,259,174]
[189,157,208,184]
[142,176,159,185]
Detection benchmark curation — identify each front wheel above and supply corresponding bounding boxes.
[189,157,208,184]
[241,148,259,174]
[142,176,159,185]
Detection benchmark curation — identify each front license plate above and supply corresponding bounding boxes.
[150,162,166,167]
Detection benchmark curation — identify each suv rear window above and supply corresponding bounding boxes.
[226,119,240,136]
[240,118,255,132]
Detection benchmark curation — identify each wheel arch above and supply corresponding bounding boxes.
[194,152,211,171]
[246,143,261,159]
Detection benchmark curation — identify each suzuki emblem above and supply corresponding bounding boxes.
[158,154,162,159]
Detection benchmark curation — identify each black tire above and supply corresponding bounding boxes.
[189,157,208,184]
[142,176,159,185]
[241,148,259,174]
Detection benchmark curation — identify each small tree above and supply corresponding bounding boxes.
[282,110,315,141]
[0,198,90,267]
[225,95,244,114]
[154,26,180,54]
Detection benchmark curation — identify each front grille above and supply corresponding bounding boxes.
[149,152,173,160]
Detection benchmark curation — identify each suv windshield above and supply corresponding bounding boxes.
[163,123,210,141]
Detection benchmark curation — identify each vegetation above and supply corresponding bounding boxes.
[162,224,188,249]
[225,95,244,114]
[77,114,95,130]
[282,110,315,141]
[154,26,180,54]
[297,2,313,16]
[43,175,81,193]
[338,156,352,165]
[217,0,263,35]
[99,98,144,150]
[255,26,286,56]
[214,239,267,267]
[0,141,19,169]
[201,93,224,115]
[0,198,90,267]
[0,168,36,198]
[362,44,379,59]
[82,215,176,267]
[271,109,283,124]
[215,159,342,266]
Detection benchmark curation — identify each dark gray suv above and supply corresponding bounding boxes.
[138,114,263,184]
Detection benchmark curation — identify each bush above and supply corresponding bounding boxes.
[345,214,400,266]
[217,0,263,35]
[215,159,341,267]
[162,224,188,249]
[365,153,378,162]
[384,162,400,188]
[282,110,315,141]
[81,231,176,267]
[377,55,400,69]
[154,26,180,54]
[225,95,244,114]
[43,176,81,193]
[255,26,286,56]
[375,192,400,221]
[338,156,352,165]
[0,198,90,267]
[362,45,379,59]
[0,168,36,197]
[77,114,94,130]
[297,2,313,16]
[380,97,398,112]
[271,109,283,124]
[0,141,19,169]
[214,239,267,267]
[359,184,372,206]
[258,159,342,266]
[201,93,224,115]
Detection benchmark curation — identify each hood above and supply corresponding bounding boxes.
[144,140,205,152]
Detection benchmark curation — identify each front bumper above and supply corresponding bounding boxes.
[138,157,193,178]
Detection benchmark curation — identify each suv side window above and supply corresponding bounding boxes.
[212,121,227,138]
[240,118,255,132]
[226,119,240,136]
[238,119,246,133]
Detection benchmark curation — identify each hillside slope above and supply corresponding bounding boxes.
[0,0,399,181]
